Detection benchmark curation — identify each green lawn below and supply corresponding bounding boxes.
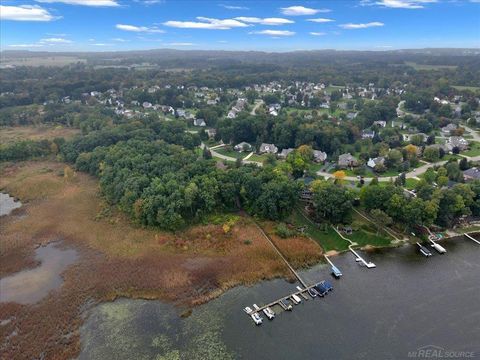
[214,148,245,159]
[324,85,345,95]
[405,178,419,190]
[248,154,269,162]
[452,85,480,92]
[348,212,393,247]
[289,209,350,251]
[463,142,480,157]
[405,61,457,71]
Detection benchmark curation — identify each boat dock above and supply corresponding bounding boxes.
[332,226,376,268]
[348,245,376,268]
[244,281,333,324]
[324,255,343,277]
[464,233,480,245]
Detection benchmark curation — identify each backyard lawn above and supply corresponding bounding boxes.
[214,148,246,159]
[289,209,350,251]
[463,141,480,157]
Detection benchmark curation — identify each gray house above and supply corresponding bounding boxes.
[259,143,278,154]
[313,150,327,163]
[234,142,252,152]
[278,148,294,159]
[338,153,358,168]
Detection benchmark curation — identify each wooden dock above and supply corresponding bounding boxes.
[254,222,308,288]
[464,233,480,245]
[249,283,319,314]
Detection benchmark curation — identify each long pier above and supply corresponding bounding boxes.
[254,222,308,288]
[247,283,319,314]
[464,233,480,245]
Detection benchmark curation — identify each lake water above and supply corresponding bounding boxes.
[0,242,78,304]
[0,192,22,216]
[79,238,480,360]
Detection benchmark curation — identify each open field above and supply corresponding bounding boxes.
[0,125,80,145]
[404,62,458,71]
[1,56,86,67]
[452,85,480,92]
[0,161,320,359]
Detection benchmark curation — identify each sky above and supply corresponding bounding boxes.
[1,0,479,52]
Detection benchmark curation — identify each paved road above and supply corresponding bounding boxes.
[464,125,480,142]
[317,155,480,182]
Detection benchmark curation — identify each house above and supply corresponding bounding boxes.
[227,110,237,119]
[447,136,468,151]
[313,150,327,163]
[362,130,375,139]
[441,123,457,135]
[337,102,348,110]
[373,120,387,128]
[338,153,358,168]
[258,143,278,154]
[142,102,152,109]
[176,109,186,117]
[463,167,480,181]
[278,148,294,159]
[206,129,217,139]
[367,157,385,169]
[347,112,358,120]
[234,142,252,152]
[193,118,206,127]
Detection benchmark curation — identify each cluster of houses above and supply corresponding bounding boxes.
[227,98,247,119]
[232,141,328,162]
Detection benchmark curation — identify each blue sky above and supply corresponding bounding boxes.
[1,0,479,51]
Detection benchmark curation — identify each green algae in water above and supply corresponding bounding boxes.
[79,299,236,360]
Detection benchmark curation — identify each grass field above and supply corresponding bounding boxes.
[452,85,480,92]
[348,212,393,247]
[1,56,86,67]
[0,125,80,145]
[404,61,457,71]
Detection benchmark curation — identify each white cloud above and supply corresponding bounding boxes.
[112,37,129,42]
[40,37,72,43]
[340,21,384,29]
[250,30,295,36]
[168,42,194,46]
[280,6,330,15]
[219,4,249,10]
[234,17,294,25]
[116,24,164,33]
[36,0,119,6]
[307,18,334,23]
[362,0,437,8]
[0,5,57,21]
[310,32,326,36]
[163,17,248,30]
[92,43,113,46]
[8,43,45,48]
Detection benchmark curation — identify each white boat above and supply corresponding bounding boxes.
[262,307,275,320]
[292,294,302,304]
[253,304,260,311]
[296,286,304,292]
[244,306,253,314]
[251,312,263,325]
[431,242,446,254]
